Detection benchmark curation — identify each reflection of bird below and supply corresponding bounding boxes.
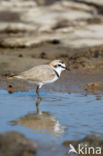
[12,111,65,135]
[8,60,70,99]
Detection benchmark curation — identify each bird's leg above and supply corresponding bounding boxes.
[35,85,42,113]
[36,85,42,100]
[36,85,40,97]
[36,98,40,114]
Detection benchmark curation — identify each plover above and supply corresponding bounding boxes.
[9,60,70,99]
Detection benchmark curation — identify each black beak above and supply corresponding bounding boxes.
[61,66,71,71]
[65,67,71,71]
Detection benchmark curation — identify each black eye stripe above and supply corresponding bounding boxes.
[54,64,62,68]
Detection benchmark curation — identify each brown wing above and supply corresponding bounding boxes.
[19,65,55,82]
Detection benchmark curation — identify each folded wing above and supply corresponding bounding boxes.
[17,65,55,82]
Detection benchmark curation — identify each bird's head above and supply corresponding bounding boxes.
[50,60,71,76]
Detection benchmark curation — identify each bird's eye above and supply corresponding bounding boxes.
[54,64,61,68]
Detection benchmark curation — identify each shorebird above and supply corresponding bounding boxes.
[9,60,70,99]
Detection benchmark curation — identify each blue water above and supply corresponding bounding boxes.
[0,89,103,155]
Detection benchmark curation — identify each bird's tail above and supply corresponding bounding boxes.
[8,74,18,80]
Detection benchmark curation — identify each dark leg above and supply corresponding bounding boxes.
[36,98,40,114]
[36,85,42,100]
[35,85,42,114]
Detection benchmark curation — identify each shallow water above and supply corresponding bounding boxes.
[0,89,103,155]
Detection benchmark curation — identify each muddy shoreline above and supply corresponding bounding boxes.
[0,69,103,95]
[0,44,103,95]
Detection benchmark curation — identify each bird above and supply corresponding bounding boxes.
[8,60,70,99]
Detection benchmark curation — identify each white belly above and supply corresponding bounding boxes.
[42,76,58,85]
[29,76,58,88]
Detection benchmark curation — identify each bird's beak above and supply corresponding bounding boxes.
[61,66,71,71]
[65,67,71,71]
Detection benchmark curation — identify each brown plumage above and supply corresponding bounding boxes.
[16,65,56,82]
[8,60,70,99]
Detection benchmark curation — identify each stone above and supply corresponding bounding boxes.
[0,131,37,156]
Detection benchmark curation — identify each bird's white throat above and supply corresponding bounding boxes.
[54,67,64,77]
